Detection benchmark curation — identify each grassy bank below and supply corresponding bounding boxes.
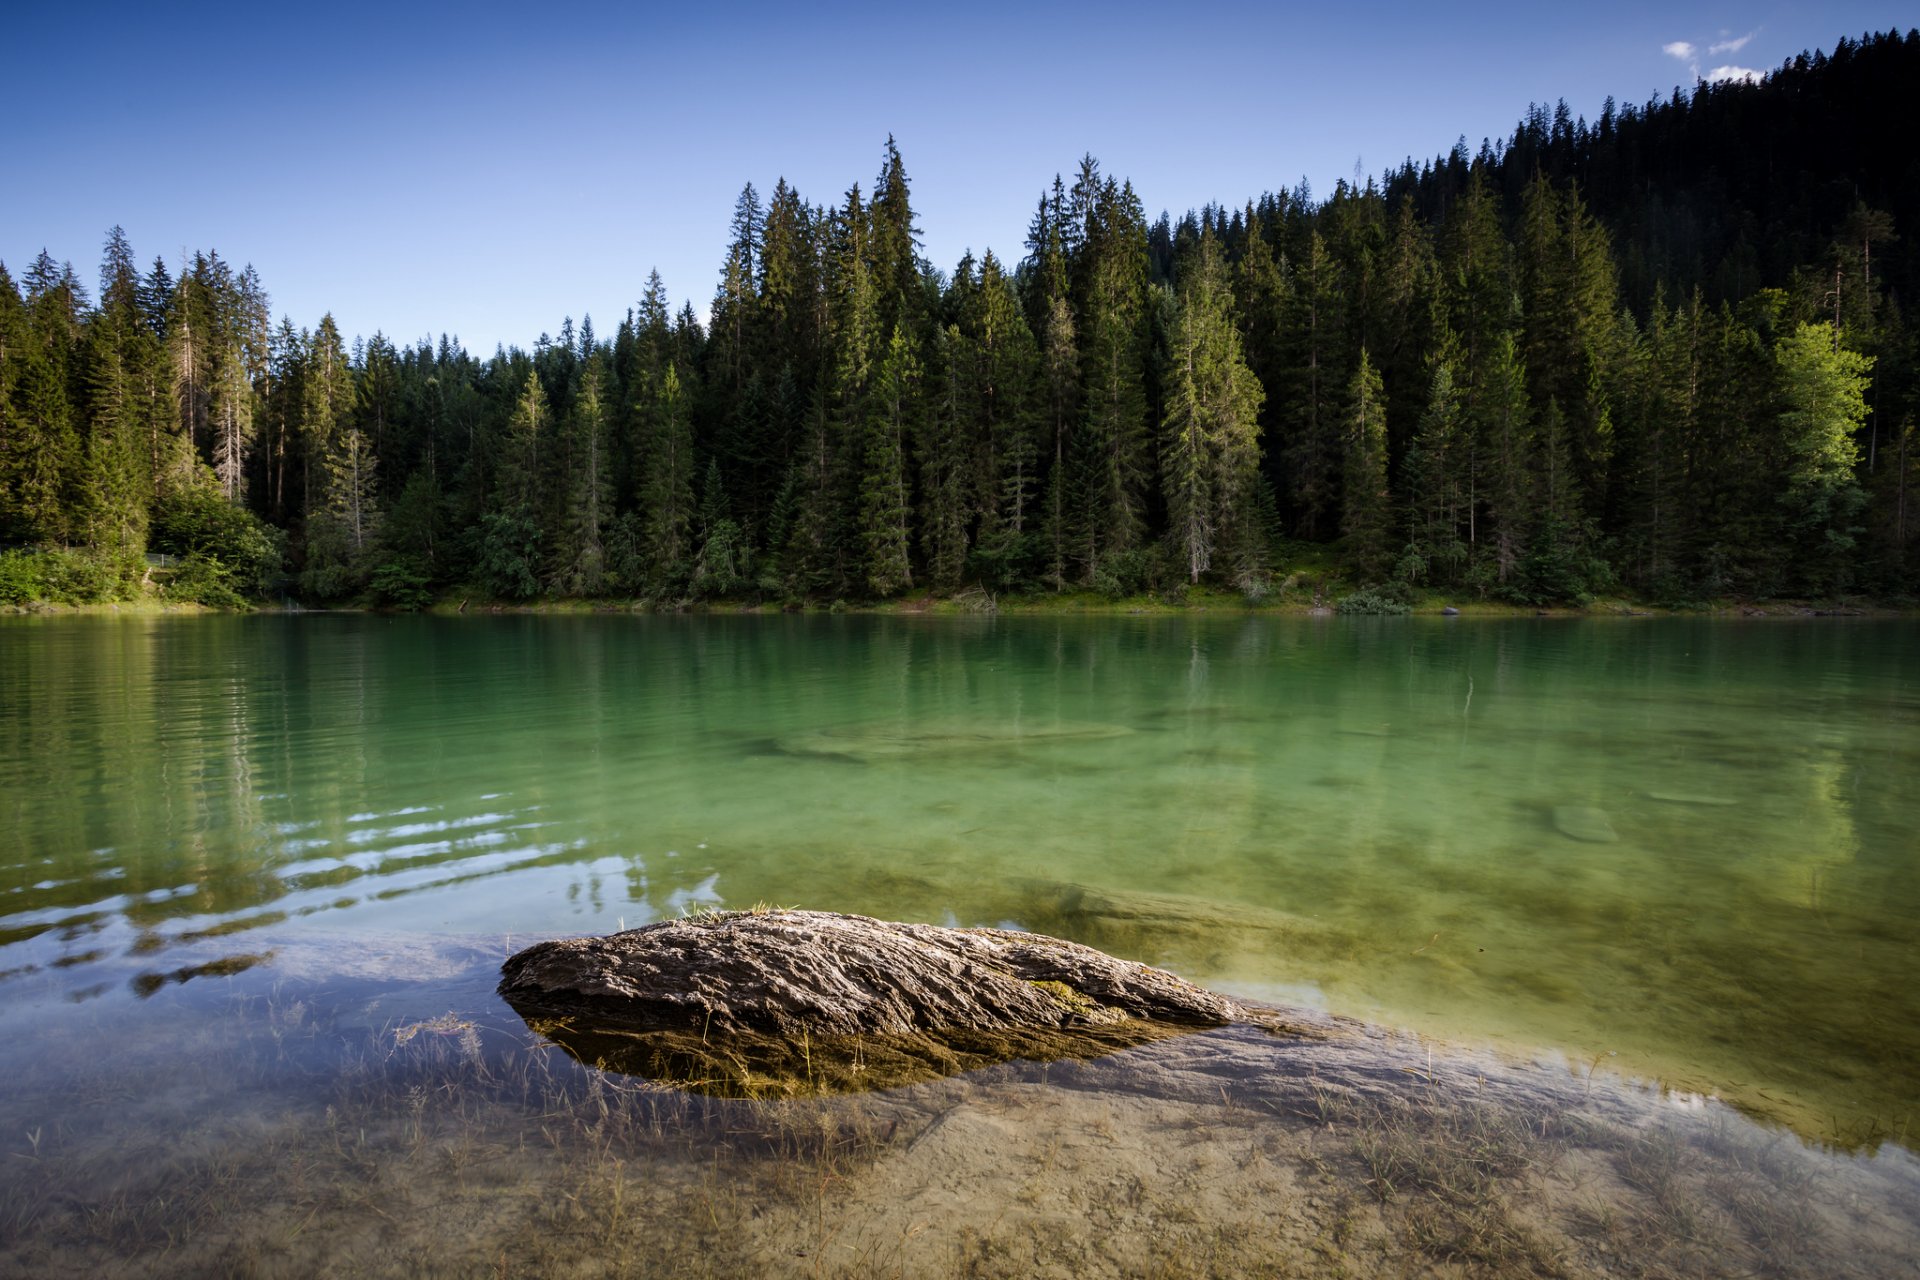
[410,586,1912,620]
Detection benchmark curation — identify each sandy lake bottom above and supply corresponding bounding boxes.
[1,933,1916,1280]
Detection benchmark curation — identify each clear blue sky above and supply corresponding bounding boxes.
[2,2,1907,354]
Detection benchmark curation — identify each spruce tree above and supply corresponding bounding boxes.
[642,363,695,591]
[557,354,611,593]
[1340,349,1392,581]
[920,325,973,591]
[1280,230,1346,537]
[1071,178,1152,582]
[1160,234,1265,584]
[1401,356,1469,583]
[1476,330,1534,587]
[859,325,917,595]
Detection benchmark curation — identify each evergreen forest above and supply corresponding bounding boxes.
[4,30,1917,610]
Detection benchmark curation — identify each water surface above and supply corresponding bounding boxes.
[1,612,1915,1146]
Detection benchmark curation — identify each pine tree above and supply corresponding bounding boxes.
[1025,190,1081,589]
[919,325,973,591]
[3,254,83,544]
[692,458,744,597]
[1071,177,1152,582]
[859,325,917,595]
[499,368,547,518]
[300,315,354,522]
[324,425,380,555]
[1235,204,1290,493]
[1477,330,1534,587]
[869,137,923,335]
[301,422,379,598]
[710,183,761,402]
[642,363,695,590]
[557,354,611,593]
[1401,356,1469,583]
[1280,230,1346,537]
[758,180,819,381]
[76,229,155,552]
[1160,234,1265,584]
[1341,349,1392,580]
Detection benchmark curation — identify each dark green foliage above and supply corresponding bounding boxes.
[366,558,433,610]
[476,510,542,600]
[162,554,253,608]
[1340,350,1392,581]
[149,489,284,594]
[0,546,143,604]
[1335,580,1415,614]
[7,41,1920,607]
[1504,512,1612,605]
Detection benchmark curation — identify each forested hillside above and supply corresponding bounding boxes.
[4,29,1915,608]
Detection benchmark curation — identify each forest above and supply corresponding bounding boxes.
[2,29,1915,610]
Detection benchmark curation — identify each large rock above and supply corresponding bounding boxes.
[498,909,1241,1095]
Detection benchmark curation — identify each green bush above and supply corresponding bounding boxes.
[476,510,541,600]
[1093,546,1172,600]
[150,491,284,595]
[163,555,251,609]
[1336,580,1416,615]
[0,550,41,604]
[1503,515,1615,606]
[0,547,144,605]
[367,559,434,610]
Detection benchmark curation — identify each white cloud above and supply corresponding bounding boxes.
[1709,32,1755,55]
[1706,64,1762,83]
[1663,41,1697,60]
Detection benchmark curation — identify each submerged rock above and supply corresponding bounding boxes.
[499,909,1240,1095]
[1645,790,1738,808]
[1552,804,1619,843]
[774,720,1132,763]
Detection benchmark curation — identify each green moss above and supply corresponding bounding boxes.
[1028,979,1096,1014]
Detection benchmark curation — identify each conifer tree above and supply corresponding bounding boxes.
[1071,179,1152,581]
[1160,234,1264,583]
[557,354,611,593]
[1341,349,1392,580]
[642,363,695,590]
[77,229,156,552]
[859,325,917,595]
[692,458,744,597]
[1401,356,1469,583]
[1280,230,1346,537]
[5,255,83,544]
[499,368,547,518]
[919,325,972,591]
[869,138,924,336]
[302,422,379,597]
[300,316,353,521]
[1477,331,1534,586]
[1025,190,1081,589]
[1775,321,1873,591]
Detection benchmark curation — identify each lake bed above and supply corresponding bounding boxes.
[2,614,1916,1275]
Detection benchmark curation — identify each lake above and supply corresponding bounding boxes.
[2,612,1916,1276]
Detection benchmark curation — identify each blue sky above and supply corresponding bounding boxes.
[2,2,1907,354]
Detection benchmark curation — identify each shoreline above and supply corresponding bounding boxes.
[7,592,1915,620]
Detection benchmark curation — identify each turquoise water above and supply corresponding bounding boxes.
[1,613,1915,1144]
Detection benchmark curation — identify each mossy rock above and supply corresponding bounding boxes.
[499,909,1240,1095]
